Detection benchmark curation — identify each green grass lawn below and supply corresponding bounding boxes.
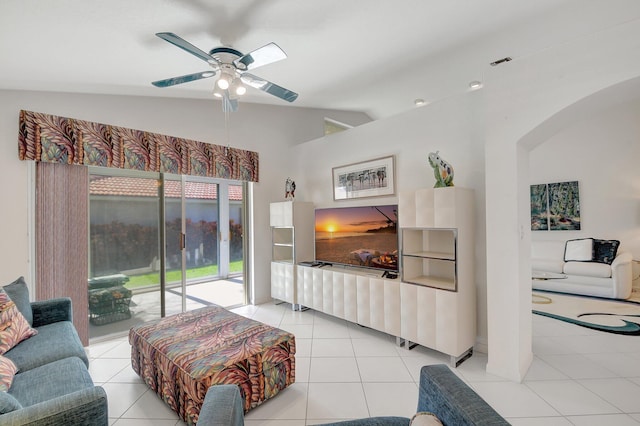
[125,260,243,290]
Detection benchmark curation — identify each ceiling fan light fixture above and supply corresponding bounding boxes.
[468,81,483,90]
[235,85,247,96]
[212,87,223,98]
[229,78,246,96]
[217,76,230,90]
[152,33,297,111]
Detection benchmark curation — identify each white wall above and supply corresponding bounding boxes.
[0,89,369,302]
[284,3,640,382]
[292,90,490,347]
[485,18,640,381]
[530,98,640,259]
[3,6,640,383]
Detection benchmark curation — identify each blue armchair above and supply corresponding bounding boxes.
[196,364,508,425]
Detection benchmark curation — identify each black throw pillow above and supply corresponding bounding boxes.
[593,239,620,265]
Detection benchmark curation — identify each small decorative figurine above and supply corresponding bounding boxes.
[285,177,296,199]
[428,151,454,188]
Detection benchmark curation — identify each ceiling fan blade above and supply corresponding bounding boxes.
[234,42,287,70]
[156,32,220,65]
[240,72,298,102]
[152,71,216,87]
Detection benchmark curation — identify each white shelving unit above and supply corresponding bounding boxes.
[398,187,475,364]
[282,188,475,366]
[270,201,314,306]
[401,228,457,291]
[271,227,295,263]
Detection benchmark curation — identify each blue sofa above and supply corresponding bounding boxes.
[1,278,108,425]
[196,364,509,425]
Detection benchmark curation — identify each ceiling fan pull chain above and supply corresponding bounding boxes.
[224,108,230,156]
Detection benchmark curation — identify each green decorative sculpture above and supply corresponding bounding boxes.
[428,151,454,188]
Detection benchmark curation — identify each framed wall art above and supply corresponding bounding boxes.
[530,180,581,231]
[530,183,549,231]
[332,155,395,200]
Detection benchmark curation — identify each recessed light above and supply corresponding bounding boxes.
[414,98,426,106]
[468,81,483,90]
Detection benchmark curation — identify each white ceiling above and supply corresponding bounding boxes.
[1,0,635,120]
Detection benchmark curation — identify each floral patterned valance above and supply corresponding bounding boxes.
[18,110,259,182]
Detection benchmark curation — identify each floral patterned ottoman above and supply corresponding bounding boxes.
[129,305,295,425]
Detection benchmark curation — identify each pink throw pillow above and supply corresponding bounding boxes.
[0,288,38,355]
[0,355,18,392]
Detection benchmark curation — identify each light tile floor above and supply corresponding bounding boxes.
[86,303,640,425]
[89,278,245,340]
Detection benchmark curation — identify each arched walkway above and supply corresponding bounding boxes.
[484,18,640,381]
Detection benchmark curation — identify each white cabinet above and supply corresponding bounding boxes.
[399,187,476,363]
[270,201,314,305]
[296,264,401,336]
[286,188,475,366]
[271,262,294,302]
[400,282,474,358]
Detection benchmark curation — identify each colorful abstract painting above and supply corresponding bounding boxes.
[18,110,259,182]
[530,180,580,231]
[548,181,580,230]
[530,183,549,231]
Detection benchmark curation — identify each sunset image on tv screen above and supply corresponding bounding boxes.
[314,205,398,271]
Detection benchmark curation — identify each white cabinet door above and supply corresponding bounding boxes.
[283,264,294,303]
[416,285,437,348]
[436,290,460,355]
[344,274,358,323]
[400,283,417,342]
[269,201,292,227]
[322,270,334,315]
[400,283,437,349]
[384,281,401,336]
[332,272,345,319]
[271,262,285,300]
[370,278,385,331]
[312,268,324,311]
[356,275,370,327]
[271,262,295,304]
[303,267,314,307]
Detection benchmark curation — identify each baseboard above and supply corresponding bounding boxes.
[474,335,488,354]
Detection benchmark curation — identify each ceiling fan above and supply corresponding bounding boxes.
[152,32,298,112]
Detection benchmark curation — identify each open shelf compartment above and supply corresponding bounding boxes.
[401,227,457,291]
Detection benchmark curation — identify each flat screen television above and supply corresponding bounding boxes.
[314,204,398,272]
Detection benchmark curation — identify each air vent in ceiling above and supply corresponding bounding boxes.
[490,57,512,66]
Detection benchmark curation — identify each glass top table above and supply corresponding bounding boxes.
[532,270,568,280]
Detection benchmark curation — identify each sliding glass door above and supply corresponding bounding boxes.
[88,169,246,340]
[88,170,163,336]
[181,179,245,310]
[164,176,221,315]
[228,184,245,278]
